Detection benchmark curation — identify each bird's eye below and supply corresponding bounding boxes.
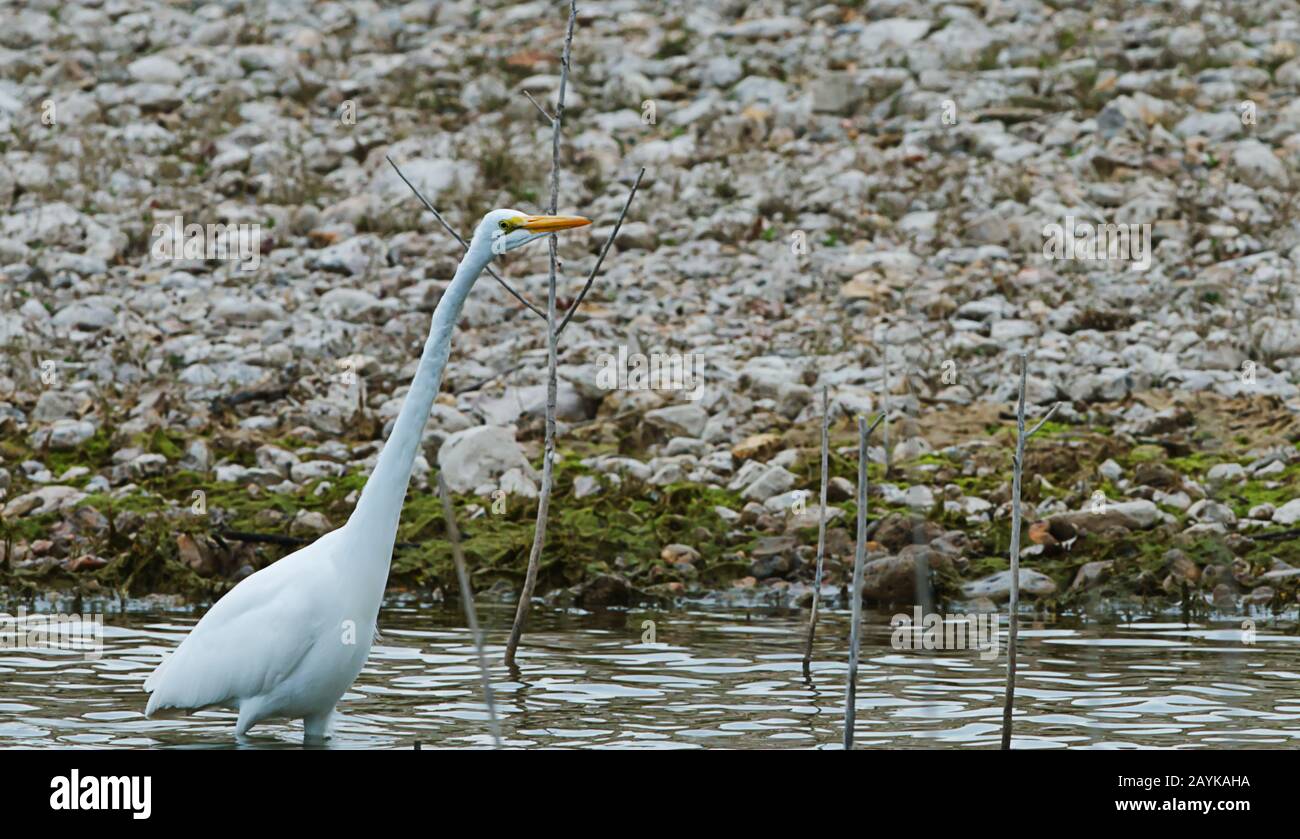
[498,221,510,231]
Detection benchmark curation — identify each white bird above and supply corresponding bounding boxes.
[144,209,591,741]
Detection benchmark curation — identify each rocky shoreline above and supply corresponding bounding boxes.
[3,387,1298,619]
[2,1,1300,618]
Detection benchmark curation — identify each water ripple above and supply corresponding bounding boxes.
[0,604,1296,749]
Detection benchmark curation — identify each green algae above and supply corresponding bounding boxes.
[389,465,749,592]
[2,444,756,600]
[4,411,1300,612]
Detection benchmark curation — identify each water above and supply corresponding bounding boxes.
[2,602,1298,749]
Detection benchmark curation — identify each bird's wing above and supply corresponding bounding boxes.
[144,540,339,715]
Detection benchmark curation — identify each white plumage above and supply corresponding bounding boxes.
[143,209,590,740]
[145,530,359,737]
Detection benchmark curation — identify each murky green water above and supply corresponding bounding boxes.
[2,601,1298,748]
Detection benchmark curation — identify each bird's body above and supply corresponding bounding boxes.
[145,529,371,738]
[143,209,590,740]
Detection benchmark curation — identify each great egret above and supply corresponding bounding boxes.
[144,209,591,740]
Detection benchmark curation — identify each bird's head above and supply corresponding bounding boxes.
[476,208,591,256]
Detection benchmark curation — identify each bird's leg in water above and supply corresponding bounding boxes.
[304,709,334,742]
[234,701,259,738]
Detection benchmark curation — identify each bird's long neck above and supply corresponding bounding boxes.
[347,241,492,558]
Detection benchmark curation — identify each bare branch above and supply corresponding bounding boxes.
[505,0,578,669]
[801,385,831,675]
[385,155,545,320]
[436,474,502,748]
[844,413,871,750]
[556,167,646,337]
[1027,401,1062,439]
[455,168,645,393]
[522,90,554,122]
[1002,352,1031,751]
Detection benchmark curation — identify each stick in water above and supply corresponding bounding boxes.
[845,413,885,750]
[437,474,502,748]
[504,0,578,670]
[999,353,1061,750]
[802,386,831,676]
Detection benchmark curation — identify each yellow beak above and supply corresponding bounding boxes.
[521,214,592,232]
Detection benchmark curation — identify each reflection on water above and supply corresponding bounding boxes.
[1,601,1298,749]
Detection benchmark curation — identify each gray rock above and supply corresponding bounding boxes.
[739,465,797,502]
[961,569,1058,601]
[1173,111,1242,141]
[701,55,742,88]
[291,460,346,483]
[860,18,930,51]
[290,509,333,536]
[210,295,282,324]
[499,467,538,499]
[29,419,96,450]
[255,445,300,477]
[32,390,81,422]
[1050,499,1159,533]
[1256,318,1300,358]
[437,425,532,493]
[575,574,635,610]
[371,157,475,205]
[180,439,211,472]
[1187,499,1236,525]
[812,73,862,115]
[127,55,185,84]
[1232,140,1288,189]
[902,485,935,513]
[320,287,390,321]
[860,548,949,603]
[310,235,386,276]
[1272,499,1300,525]
[116,453,167,481]
[573,474,601,499]
[2,485,87,517]
[52,303,115,331]
[1205,463,1246,489]
[1069,560,1114,592]
[644,403,708,438]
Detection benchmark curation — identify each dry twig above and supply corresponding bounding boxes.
[505,0,579,669]
[1000,352,1061,750]
[802,386,831,675]
[845,412,885,750]
[437,474,502,748]
[385,154,544,320]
